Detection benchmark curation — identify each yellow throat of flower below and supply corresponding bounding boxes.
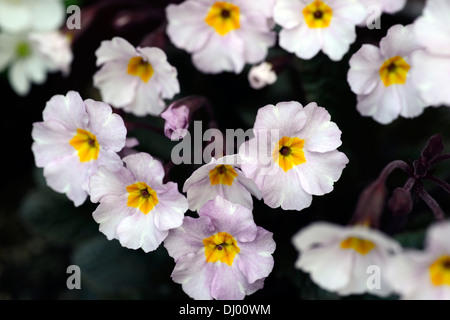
[205,2,240,36]
[303,0,333,29]
[340,236,376,255]
[203,232,240,266]
[273,136,306,172]
[69,128,100,162]
[209,165,238,186]
[379,56,410,87]
[429,255,450,287]
[127,56,154,83]
[126,182,159,214]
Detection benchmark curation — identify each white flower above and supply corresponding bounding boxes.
[248,62,277,89]
[166,0,276,74]
[410,0,450,107]
[385,221,450,300]
[347,24,427,124]
[93,37,180,116]
[0,0,65,33]
[31,91,127,207]
[292,222,401,297]
[183,155,262,211]
[0,31,73,96]
[273,0,366,61]
[238,101,348,211]
[89,152,188,253]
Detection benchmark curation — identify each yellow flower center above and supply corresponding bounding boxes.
[203,232,240,266]
[205,2,240,36]
[379,56,410,87]
[209,165,238,186]
[69,128,100,162]
[303,0,333,29]
[340,237,376,255]
[272,137,306,172]
[429,255,450,286]
[126,182,159,214]
[127,56,154,83]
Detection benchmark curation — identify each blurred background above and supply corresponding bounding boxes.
[1,0,449,300]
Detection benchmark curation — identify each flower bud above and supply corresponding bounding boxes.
[248,62,277,90]
[387,187,413,217]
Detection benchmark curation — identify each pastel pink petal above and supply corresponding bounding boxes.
[84,99,127,152]
[93,61,139,107]
[152,182,187,231]
[170,252,214,300]
[192,31,245,74]
[95,37,137,66]
[92,194,131,240]
[122,152,165,185]
[237,227,275,284]
[300,102,343,153]
[410,50,450,107]
[380,24,422,59]
[261,168,313,211]
[273,0,303,29]
[348,44,383,95]
[210,261,249,300]
[292,222,344,252]
[117,212,168,252]
[31,121,76,167]
[165,1,212,53]
[164,216,215,262]
[198,197,257,243]
[296,150,348,196]
[89,166,133,203]
[279,24,322,60]
[253,101,307,136]
[322,19,357,61]
[124,82,166,116]
[42,91,88,131]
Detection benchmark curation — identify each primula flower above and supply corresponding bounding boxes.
[348,24,427,124]
[93,37,180,116]
[0,0,65,33]
[292,222,401,297]
[0,31,73,96]
[238,101,348,211]
[410,0,450,107]
[89,152,188,253]
[386,220,450,300]
[31,91,127,207]
[273,0,366,61]
[165,0,276,74]
[248,61,277,90]
[183,155,261,211]
[164,196,275,300]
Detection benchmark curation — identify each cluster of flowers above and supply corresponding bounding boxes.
[0,0,72,96]
[27,0,450,300]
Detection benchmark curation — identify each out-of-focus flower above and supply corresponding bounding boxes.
[292,222,401,297]
[31,91,127,207]
[161,96,204,140]
[248,61,277,89]
[238,101,348,211]
[93,37,180,117]
[89,152,188,253]
[411,0,450,107]
[348,24,427,124]
[165,0,276,74]
[386,220,450,299]
[359,0,406,25]
[0,31,73,96]
[164,196,275,300]
[273,0,366,61]
[0,0,65,33]
[183,155,261,211]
